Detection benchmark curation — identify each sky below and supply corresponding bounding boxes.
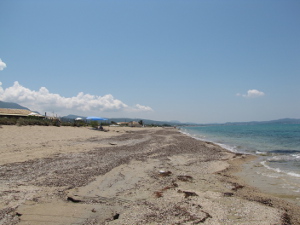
[0,0,299,123]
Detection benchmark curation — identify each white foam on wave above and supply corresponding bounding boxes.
[268,154,300,163]
[180,130,206,141]
[256,151,268,156]
[218,143,238,153]
[261,161,282,172]
[180,128,253,155]
[292,154,300,159]
[260,172,280,178]
[261,161,300,178]
[179,128,240,153]
[287,172,300,178]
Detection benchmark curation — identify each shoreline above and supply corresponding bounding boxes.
[219,154,300,223]
[179,127,300,207]
[236,157,300,206]
[0,125,299,224]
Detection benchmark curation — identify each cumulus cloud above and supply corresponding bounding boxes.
[130,104,154,112]
[237,89,265,98]
[0,59,7,71]
[0,81,153,114]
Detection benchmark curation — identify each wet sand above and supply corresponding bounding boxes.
[236,157,300,207]
[0,125,299,224]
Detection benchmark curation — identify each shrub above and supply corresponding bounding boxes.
[0,117,17,125]
[89,120,99,128]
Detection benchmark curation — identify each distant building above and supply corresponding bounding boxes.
[117,122,129,126]
[116,121,142,127]
[127,121,142,127]
[0,108,45,119]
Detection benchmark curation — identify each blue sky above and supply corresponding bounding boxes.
[0,0,299,123]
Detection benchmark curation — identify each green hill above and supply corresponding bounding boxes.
[0,101,30,110]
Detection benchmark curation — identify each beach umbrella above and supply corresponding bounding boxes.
[86,116,108,121]
[75,117,83,121]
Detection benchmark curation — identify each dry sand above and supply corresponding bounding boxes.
[0,125,299,224]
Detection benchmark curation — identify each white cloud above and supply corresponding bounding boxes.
[237,89,265,98]
[131,104,153,112]
[0,81,153,115]
[0,59,7,71]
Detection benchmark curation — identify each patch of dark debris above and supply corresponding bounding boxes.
[141,201,212,224]
[177,175,193,182]
[0,208,20,225]
[230,182,244,191]
[154,191,163,198]
[223,192,234,197]
[256,198,273,207]
[101,213,121,224]
[67,196,82,203]
[112,213,120,220]
[159,171,172,177]
[178,190,199,198]
[281,212,292,225]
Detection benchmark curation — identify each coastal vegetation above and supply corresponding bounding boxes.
[0,117,173,128]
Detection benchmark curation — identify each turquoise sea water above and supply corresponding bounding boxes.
[180,123,300,197]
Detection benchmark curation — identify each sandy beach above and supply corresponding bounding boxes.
[0,125,299,225]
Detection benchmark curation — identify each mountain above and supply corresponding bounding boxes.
[169,120,181,124]
[224,118,300,125]
[266,118,300,124]
[0,101,30,110]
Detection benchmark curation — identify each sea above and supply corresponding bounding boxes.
[180,123,300,204]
